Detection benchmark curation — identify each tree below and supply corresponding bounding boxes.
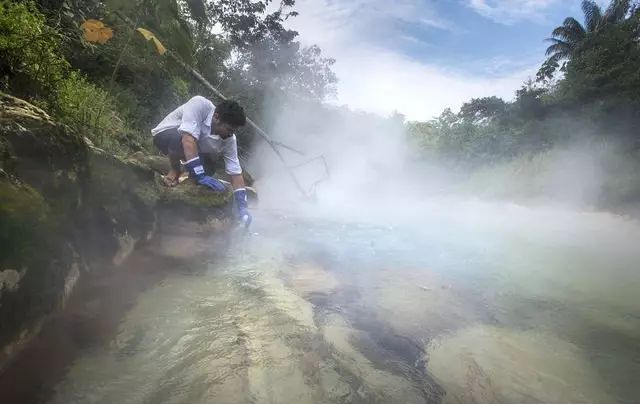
[556,14,640,140]
[541,0,638,78]
[512,80,547,120]
[207,0,336,131]
[459,97,507,125]
[207,0,298,50]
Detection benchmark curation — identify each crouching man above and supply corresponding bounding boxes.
[151,96,251,226]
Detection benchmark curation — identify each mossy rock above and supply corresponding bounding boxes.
[160,178,232,208]
[0,176,51,269]
[125,152,171,174]
[0,176,72,346]
[0,93,249,364]
[0,92,237,234]
[0,93,56,127]
[125,150,256,208]
[0,93,87,168]
[126,150,256,187]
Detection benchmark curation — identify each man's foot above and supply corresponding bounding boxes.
[162,175,179,187]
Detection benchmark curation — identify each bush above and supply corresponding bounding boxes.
[0,0,69,104]
[55,71,127,153]
[0,1,145,155]
[459,140,640,208]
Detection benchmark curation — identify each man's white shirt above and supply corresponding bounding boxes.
[151,96,242,175]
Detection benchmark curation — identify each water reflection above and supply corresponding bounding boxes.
[48,205,640,403]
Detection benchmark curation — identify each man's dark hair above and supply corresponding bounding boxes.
[216,100,246,127]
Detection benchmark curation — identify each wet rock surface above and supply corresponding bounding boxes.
[0,93,240,369]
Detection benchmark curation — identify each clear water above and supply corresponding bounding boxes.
[47,202,640,404]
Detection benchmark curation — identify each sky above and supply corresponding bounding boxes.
[284,0,609,121]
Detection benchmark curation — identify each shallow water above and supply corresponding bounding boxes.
[12,201,640,403]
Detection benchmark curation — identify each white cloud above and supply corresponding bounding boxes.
[329,46,535,121]
[287,0,538,121]
[467,0,560,24]
[287,0,453,54]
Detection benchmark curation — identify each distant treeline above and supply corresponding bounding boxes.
[407,0,640,167]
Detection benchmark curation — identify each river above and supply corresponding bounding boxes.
[2,199,640,403]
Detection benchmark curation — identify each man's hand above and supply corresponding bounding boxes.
[183,156,226,192]
[180,133,226,192]
[231,174,252,227]
[233,188,252,227]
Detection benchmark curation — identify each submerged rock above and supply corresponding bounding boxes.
[287,262,340,297]
[426,325,615,404]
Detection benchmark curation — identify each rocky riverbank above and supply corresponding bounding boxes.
[0,93,246,370]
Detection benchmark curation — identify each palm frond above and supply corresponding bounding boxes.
[545,38,573,58]
[551,26,575,42]
[604,0,632,23]
[563,17,588,38]
[547,53,562,63]
[582,0,603,32]
[551,17,587,44]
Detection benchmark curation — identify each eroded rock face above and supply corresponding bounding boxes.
[0,93,238,369]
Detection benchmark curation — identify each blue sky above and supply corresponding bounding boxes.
[385,1,584,73]
[285,0,606,120]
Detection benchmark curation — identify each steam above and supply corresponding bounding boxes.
[461,139,640,209]
[249,100,639,227]
[239,99,640,291]
[248,101,423,223]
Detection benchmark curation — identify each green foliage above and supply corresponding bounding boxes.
[0,1,140,154]
[54,71,127,152]
[458,141,640,207]
[170,77,189,100]
[558,17,640,105]
[409,90,550,166]
[0,178,51,269]
[0,0,69,103]
[536,57,561,84]
[207,0,337,109]
[2,0,338,161]
[541,0,639,80]
[412,0,640,175]
[208,0,298,49]
[459,96,507,124]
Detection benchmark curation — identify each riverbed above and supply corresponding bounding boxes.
[2,199,639,403]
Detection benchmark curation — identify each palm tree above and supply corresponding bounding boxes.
[545,0,635,62]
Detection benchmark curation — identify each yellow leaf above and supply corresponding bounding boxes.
[152,37,167,55]
[136,28,167,55]
[136,27,155,41]
[81,19,113,44]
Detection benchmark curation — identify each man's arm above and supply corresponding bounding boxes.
[230,174,245,190]
[221,135,252,226]
[231,173,251,226]
[166,133,197,184]
[180,132,226,192]
[181,132,199,160]
[221,136,245,190]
